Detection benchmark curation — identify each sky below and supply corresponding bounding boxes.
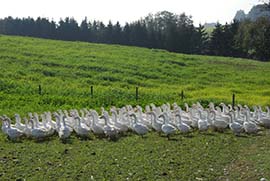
[0,0,260,25]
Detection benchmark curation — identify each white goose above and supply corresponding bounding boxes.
[22,118,32,137]
[227,111,243,136]
[211,111,229,131]
[136,105,151,128]
[100,115,118,139]
[0,116,24,140]
[232,109,245,125]
[62,110,75,131]
[147,111,162,132]
[73,116,91,138]
[178,110,193,127]
[41,114,55,136]
[14,114,27,132]
[110,109,129,133]
[129,113,149,137]
[197,110,209,132]
[243,112,258,134]
[257,109,270,128]
[44,112,57,130]
[102,110,122,132]
[159,113,177,139]
[28,118,49,140]
[32,112,44,128]
[55,113,71,140]
[175,114,191,134]
[88,110,104,135]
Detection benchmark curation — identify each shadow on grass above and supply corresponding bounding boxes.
[61,138,73,144]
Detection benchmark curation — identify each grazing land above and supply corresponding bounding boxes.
[0,35,270,180]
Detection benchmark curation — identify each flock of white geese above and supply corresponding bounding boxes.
[1,102,270,141]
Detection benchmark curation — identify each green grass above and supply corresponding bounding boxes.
[1,131,270,180]
[0,35,270,116]
[0,35,270,180]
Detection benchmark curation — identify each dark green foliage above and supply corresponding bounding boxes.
[0,12,269,61]
[235,17,270,61]
[0,12,201,56]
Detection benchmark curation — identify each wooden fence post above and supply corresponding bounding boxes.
[136,87,139,101]
[90,86,93,98]
[38,85,42,95]
[181,90,184,101]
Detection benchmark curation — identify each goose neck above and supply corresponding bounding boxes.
[159,114,166,124]
[15,115,21,124]
[75,117,81,126]
[29,119,35,129]
[111,111,117,122]
[62,115,67,127]
[6,118,11,128]
[227,112,233,123]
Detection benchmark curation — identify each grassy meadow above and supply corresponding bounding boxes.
[0,35,270,180]
[0,35,270,116]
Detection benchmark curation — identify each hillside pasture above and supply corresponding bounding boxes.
[0,35,270,180]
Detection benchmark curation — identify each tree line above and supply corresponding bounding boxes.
[0,11,269,61]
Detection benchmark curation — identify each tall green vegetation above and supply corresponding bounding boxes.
[0,35,270,116]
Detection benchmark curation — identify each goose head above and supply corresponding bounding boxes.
[244,105,250,111]
[150,103,156,110]
[161,104,167,112]
[14,113,21,120]
[219,103,225,107]
[129,113,138,124]
[80,110,85,117]
[28,113,33,119]
[196,102,203,109]
[228,104,233,111]
[99,115,107,125]
[172,102,178,108]
[81,108,89,114]
[145,105,151,112]
[4,115,11,124]
[208,102,215,110]
[63,110,69,117]
[158,114,166,124]
[237,104,243,109]
[166,102,171,109]
[172,103,180,111]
